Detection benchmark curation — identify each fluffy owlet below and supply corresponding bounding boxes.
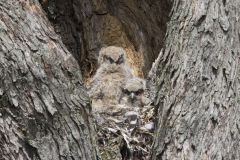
[120,77,147,108]
[89,46,133,111]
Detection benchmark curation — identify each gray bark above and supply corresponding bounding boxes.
[152,0,240,159]
[0,0,97,160]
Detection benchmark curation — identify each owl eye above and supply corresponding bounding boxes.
[116,55,124,64]
[124,89,131,95]
[106,57,114,64]
[135,89,143,95]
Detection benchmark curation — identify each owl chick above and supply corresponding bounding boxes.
[89,46,133,111]
[120,77,147,108]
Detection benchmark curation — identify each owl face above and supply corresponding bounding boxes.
[98,46,125,65]
[122,78,146,106]
[123,88,144,102]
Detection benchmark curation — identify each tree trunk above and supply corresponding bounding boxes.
[152,0,240,159]
[0,0,97,159]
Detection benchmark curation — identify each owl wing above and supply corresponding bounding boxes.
[88,65,106,99]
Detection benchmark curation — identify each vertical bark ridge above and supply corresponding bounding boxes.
[153,0,240,159]
[0,0,97,159]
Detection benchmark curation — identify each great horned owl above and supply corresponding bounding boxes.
[120,77,148,108]
[89,46,133,111]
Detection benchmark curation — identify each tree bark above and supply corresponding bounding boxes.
[0,0,97,159]
[152,0,240,159]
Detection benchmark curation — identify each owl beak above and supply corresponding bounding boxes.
[130,92,136,100]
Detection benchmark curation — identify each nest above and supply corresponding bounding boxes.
[94,103,154,160]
